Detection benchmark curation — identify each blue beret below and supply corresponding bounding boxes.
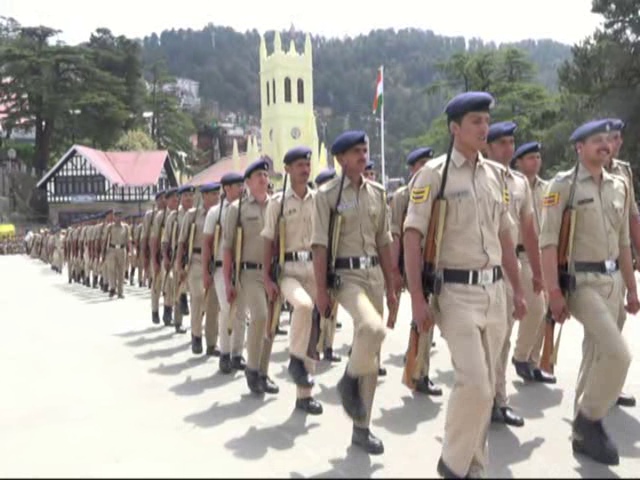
[569,119,612,143]
[445,92,495,120]
[165,187,179,198]
[331,130,368,155]
[177,185,196,194]
[607,118,625,131]
[200,182,221,193]
[154,190,165,200]
[220,172,244,186]
[365,160,374,170]
[284,146,312,165]
[513,142,541,160]
[314,168,336,186]
[407,147,434,166]
[244,158,270,179]
[487,121,518,143]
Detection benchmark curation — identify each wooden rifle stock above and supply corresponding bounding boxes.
[387,206,407,329]
[228,192,244,336]
[267,175,288,340]
[402,137,453,391]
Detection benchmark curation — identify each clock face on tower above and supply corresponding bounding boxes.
[291,127,301,139]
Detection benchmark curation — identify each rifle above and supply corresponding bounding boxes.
[161,210,178,293]
[227,191,244,335]
[387,192,409,329]
[540,161,579,374]
[178,197,202,294]
[309,171,347,358]
[402,137,453,390]
[204,195,226,304]
[266,174,288,340]
[144,204,156,270]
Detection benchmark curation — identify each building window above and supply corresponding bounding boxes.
[284,77,292,103]
[54,175,106,196]
[272,79,276,104]
[297,79,304,103]
[266,82,270,106]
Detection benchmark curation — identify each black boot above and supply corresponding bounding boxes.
[337,370,366,422]
[109,289,116,298]
[231,355,246,371]
[174,322,187,334]
[533,367,557,384]
[616,392,636,407]
[180,294,189,316]
[260,375,279,394]
[92,275,98,289]
[162,306,173,326]
[512,358,535,381]
[492,403,524,427]
[437,457,464,479]
[276,325,287,336]
[573,412,619,465]
[130,268,135,286]
[152,311,160,325]
[415,376,443,396]
[219,354,233,374]
[351,427,384,455]
[324,347,341,363]
[288,356,314,388]
[378,367,387,377]
[191,335,203,355]
[245,369,265,394]
[295,397,323,415]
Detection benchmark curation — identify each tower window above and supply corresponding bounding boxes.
[297,79,304,103]
[284,77,292,103]
[272,79,276,104]
[266,82,270,106]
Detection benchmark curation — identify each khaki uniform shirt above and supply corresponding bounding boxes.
[204,201,230,262]
[261,186,315,252]
[223,192,268,265]
[529,176,549,235]
[390,185,410,237]
[607,158,639,217]
[404,149,513,270]
[503,167,534,246]
[107,223,129,247]
[150,209,168,241]
[312,176,392,256]
[540,163,630,267]
[179,205,207,255]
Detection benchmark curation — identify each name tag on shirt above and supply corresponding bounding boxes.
[337,201,356,213]
[577,198,594,206]
[447,190,471,200]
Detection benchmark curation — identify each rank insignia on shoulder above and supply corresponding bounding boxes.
[410,186,430,204]
[503,187,510,204]
[544,192,560,207]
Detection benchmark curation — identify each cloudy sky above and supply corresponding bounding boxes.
[4,0,603,46]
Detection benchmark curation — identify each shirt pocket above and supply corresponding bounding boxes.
[605,198,625,230]
[447,190,475,226]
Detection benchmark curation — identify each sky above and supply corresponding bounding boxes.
[3,0,604,46]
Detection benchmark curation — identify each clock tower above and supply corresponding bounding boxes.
[259,32,321,180]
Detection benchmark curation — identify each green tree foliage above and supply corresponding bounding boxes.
[114,129,156,151]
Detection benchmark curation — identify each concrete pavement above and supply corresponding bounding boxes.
[1,255,639,477]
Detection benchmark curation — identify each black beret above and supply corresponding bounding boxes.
[284,146,312,165]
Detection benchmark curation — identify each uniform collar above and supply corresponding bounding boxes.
[451,147,485,168]
[342,174,367,191]
[285,185,312,200]
[577,162,614,184]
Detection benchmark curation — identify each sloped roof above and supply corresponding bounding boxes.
[188,154,282,186]
[37,145,173,188]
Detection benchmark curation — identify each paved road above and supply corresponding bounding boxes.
[1,255,639,477]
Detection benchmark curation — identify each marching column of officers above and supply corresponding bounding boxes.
[29,90,640,478]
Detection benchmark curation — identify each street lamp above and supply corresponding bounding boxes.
[69,109,81,143]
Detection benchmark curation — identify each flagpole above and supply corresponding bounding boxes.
[380,65,386,189]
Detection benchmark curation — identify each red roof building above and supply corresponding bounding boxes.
[188,154,281,186]
[37,144,178,226]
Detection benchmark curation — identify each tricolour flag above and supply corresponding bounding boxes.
[372,66,383,114]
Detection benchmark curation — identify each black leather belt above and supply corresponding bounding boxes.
[213,260,222,267]
[192,247,202,254]
[240,262,263,270]
[284,251,313,262]
[515,244,525,256]
[335,256,379,270]
[574,260,619,274]
[442,266,503,285]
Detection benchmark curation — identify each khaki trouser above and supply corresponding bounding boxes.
[436,280,507,478]
[188,253,219,347]
[513,257,547,365]
[572,272,631,420]
[239,269,273,376]
[107,246,126,295]
[214,268,247,356]
[151,260,164,312]
[280,261,317,399]
[335,268,386,429]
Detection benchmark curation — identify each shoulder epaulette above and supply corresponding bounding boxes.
[554,169,574,182]
[367,179,386,192]
[511,169,527,180]
[319,176,341,193]
[484,158,508,174]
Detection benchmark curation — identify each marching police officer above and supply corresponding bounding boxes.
[404,92,526,477]
[541,119,639,465]
[511,141,556,383]
[312,131,399,454]
[223,159,277,394]
[203,172,248,374]
[262,146,323,415]
[390,147,442,397]
[485,121,544,428]
[104,210,130,299]
[364,160,377,181]
[150,189,173,325]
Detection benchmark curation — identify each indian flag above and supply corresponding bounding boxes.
[372,66,383,114]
